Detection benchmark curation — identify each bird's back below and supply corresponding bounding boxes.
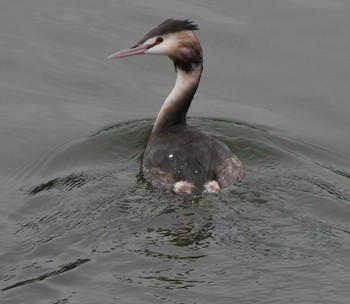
[142,126,244,193]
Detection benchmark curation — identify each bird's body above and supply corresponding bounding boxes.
[109,19,244,194]
[143,125,243,194]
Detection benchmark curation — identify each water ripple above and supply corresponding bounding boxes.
[2,118,350,302]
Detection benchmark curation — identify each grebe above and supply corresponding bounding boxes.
[108,19,244,194]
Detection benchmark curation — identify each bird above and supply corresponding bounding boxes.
[108,19,244,195]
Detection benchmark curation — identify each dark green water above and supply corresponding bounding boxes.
[2,119,350,303]
[1,1,350,303]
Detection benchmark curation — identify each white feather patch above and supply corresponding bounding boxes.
[173,180,195,195]
[204,181,221,193]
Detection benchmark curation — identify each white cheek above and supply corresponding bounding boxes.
[145,43,169,55]
[145,37,176,56]
[143,37,157,45]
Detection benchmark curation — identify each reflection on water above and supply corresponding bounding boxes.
[1,119,350,302]
[1,0,350,302]
[2,258,90,292]
[28,172,91,195]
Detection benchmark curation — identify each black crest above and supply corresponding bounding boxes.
[137,19,199,45]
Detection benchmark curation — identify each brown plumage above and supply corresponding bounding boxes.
[108,19,244,194]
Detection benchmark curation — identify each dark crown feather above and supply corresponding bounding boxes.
[137,19,199,45]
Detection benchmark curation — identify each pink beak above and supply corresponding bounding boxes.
[107,44,150,59]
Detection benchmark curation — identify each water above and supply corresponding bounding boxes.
[1,1,350,303]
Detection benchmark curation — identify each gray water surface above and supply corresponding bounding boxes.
[1,1,350,303]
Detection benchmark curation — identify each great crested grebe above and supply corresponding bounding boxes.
[108,19,244,194]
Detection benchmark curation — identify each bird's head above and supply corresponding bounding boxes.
[108,19,202,72]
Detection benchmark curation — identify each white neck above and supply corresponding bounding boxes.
[152,64,202,134]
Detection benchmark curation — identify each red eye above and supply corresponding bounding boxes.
[156,36,164,43]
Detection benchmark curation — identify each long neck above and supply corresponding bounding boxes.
[152,63,203,134]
